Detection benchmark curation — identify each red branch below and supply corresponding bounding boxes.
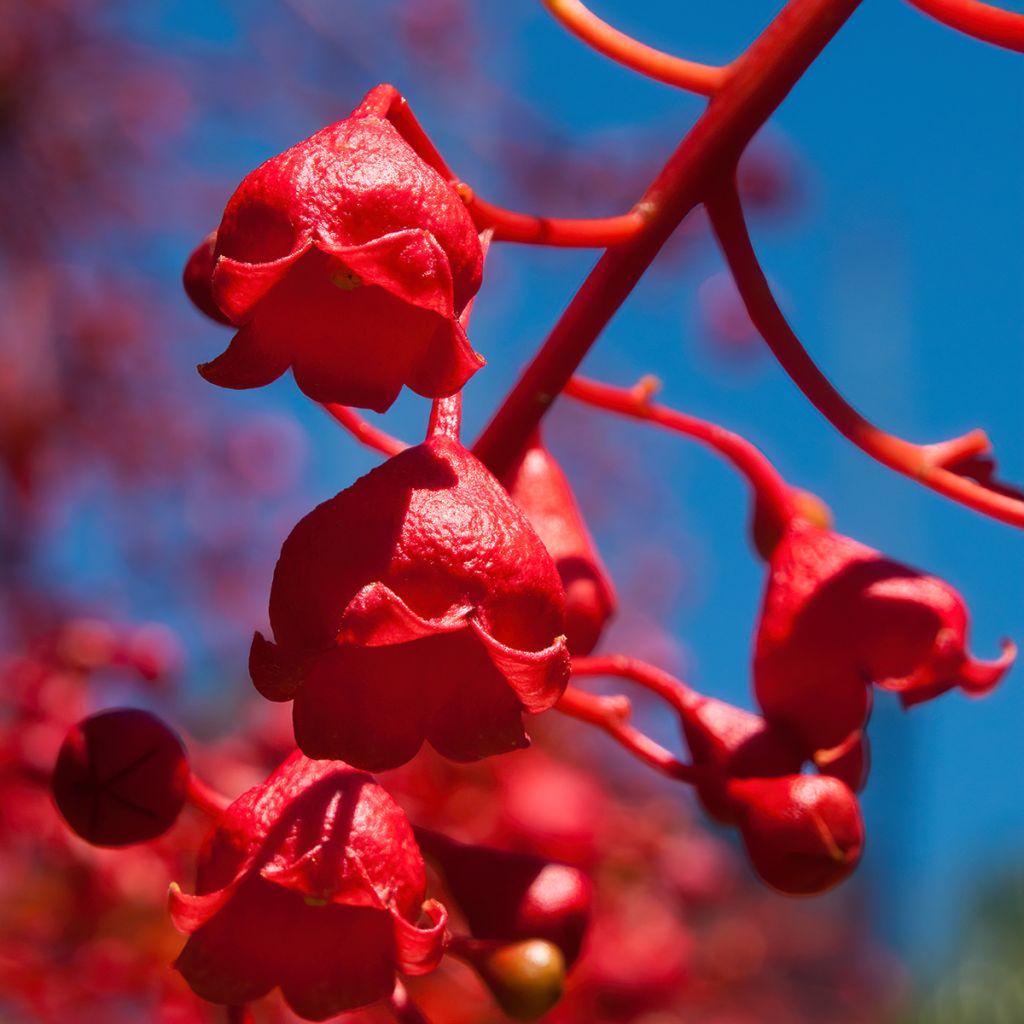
[705,181,1024,529]
[474,0,865,478]
[541,0,730,95]
[565,374,797,528]
[906,0,1024,51]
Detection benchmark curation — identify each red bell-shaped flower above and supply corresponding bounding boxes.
[250,434,571,771]
[754,522,1015,755]
[504,432,616,656]
[187,85,485,412]
[170,751,446,1020]
[726,775,864,895]
[416,828,592,967]
[52,708,189,847]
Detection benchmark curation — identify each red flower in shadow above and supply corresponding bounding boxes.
[170,752,446,1020]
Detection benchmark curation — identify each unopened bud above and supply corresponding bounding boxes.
[52,708,189,846]
[463,939,566,1021]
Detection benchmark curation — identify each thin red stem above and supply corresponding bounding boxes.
[389,980,433,1024]
[571,653,700,713]
[458,186,649,247]
[542,0,731,96]
[906,0,1024,51]
[474,0,865,478]
[427,393,462,442]
[566,374,797,527]
[323,404,408,456]
[365,82,651,248]
[555,685,698,782]
[706,181,1024,529]
[186,774,231,818]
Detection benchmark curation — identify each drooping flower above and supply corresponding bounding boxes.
[51,709,189,847]
[726,775,864,895]
[250,435,570,771]
[186,85,485,411]
[754,521,1015,756]
[504,432,616,656]
[170,751,446,1020]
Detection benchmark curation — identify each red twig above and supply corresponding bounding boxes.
[555,684,697,782]
[474,0,865,478]
[705,180,1024,529]
[186,774,231,818]
[541,0,730,96]
[457,185,649,247]
[571,653,700,713]
[565,374,797,528]
[323,404,408,456]
[906,0,1024,51]
[364,81,652,248]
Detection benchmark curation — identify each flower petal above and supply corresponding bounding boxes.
[336,581,473,647]
[392,899,448,976]
[198,322,291,391]
[317,230,455,318]
[405,314,486,400]
[248,632,316,701]
[470,619,571,714]
[211,242,312,322]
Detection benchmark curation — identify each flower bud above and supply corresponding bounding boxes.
[726,775,864,895]
[459,939,566,1021]
[504,433,616,656]
[52,708,189,847]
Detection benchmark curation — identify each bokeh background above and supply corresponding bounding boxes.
[2,1,1023,1019]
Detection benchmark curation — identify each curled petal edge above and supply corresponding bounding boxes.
[895,638,1017,707]
[211,231,456,324]
[335,582,474,647]
[318,230,456,319]
[211,242,313,323]
[249,632,319,702]
[469,619,571,714]
[169,878,244,934]
[393,898,448,976]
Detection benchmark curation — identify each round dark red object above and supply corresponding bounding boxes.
[52,708,189,847]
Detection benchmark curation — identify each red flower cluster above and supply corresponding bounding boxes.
[250,434,571,771]
[185,87,484,412]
